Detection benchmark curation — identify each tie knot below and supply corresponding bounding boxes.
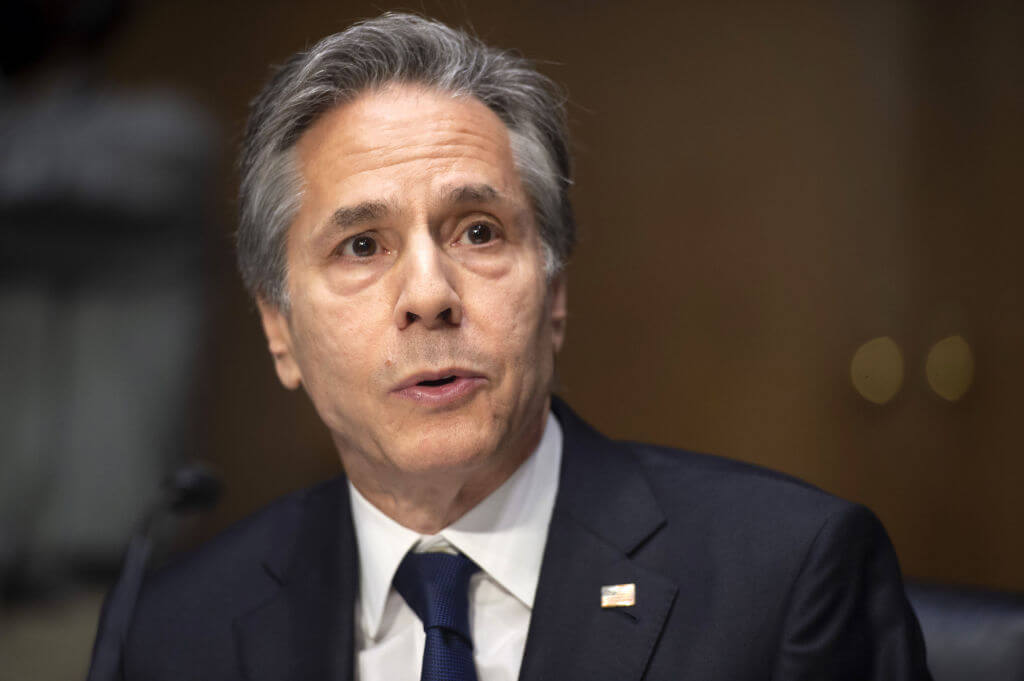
[393,551,479,640]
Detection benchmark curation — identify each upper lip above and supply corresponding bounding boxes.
[392,368,484,391]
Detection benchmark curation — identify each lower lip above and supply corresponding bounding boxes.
[392,377,486,406]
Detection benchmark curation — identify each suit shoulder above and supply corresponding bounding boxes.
[126,476,345,675]
[143,479,326,595]
[620,442,895,604]
[625,441,861,532]
[611,442,927,678]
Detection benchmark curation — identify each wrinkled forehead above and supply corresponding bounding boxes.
[292,84,528,210]
[296,84,514,164]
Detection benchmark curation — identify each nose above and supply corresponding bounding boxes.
[393,234,463,330]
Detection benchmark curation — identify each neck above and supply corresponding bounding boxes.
[341,407,548,534]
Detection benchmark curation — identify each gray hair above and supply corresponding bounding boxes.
[238,12,575,308]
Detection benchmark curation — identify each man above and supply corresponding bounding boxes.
[122,13,931,681]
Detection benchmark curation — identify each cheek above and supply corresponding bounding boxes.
[474,277,552,369]
[291,297,380,398]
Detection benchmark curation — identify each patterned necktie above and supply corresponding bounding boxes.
[393,551,480,681]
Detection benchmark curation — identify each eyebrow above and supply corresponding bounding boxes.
[314,183,508,245]
[444,183,500,204]
[328,200,392,228]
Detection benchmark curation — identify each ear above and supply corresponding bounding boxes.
[256,299,303,390]
[548,273,568,353]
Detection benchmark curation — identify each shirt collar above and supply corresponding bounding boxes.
[348,411,563,640]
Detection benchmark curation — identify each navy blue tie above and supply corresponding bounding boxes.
[393,551,480,681]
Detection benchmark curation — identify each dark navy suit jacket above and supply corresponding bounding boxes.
[123,398,932,680]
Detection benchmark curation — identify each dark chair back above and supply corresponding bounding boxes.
[906,581,1024,681]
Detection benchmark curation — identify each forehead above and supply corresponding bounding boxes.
[293,84,523,204]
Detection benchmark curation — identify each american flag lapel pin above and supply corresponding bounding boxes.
[600,583,636,608]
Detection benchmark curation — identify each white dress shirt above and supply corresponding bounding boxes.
[348,411,562,681]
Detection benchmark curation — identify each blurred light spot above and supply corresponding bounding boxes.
[851,336,904,405]
[926,335,974,401]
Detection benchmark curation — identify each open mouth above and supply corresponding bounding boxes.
[417,375,457,387]
[394,372,483,404]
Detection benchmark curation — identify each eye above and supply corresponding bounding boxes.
[458,222,495,246]
[339,234,379,257]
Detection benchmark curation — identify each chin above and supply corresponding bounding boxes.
[393,416,503,472]
[391,439,494,476]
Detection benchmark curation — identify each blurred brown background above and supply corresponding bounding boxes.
[109,0,1021,589]
[110,0,1021,590]
[3,0,1022,677]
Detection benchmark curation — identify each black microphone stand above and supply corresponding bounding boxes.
[86,464,222,681]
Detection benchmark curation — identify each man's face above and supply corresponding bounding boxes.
[259,84,567,489]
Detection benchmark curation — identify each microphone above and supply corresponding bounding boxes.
[165,464,223,514]
[86,463,223,681]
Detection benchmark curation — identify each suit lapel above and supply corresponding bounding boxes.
[518,399,678,681]
[235,478,357,681]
